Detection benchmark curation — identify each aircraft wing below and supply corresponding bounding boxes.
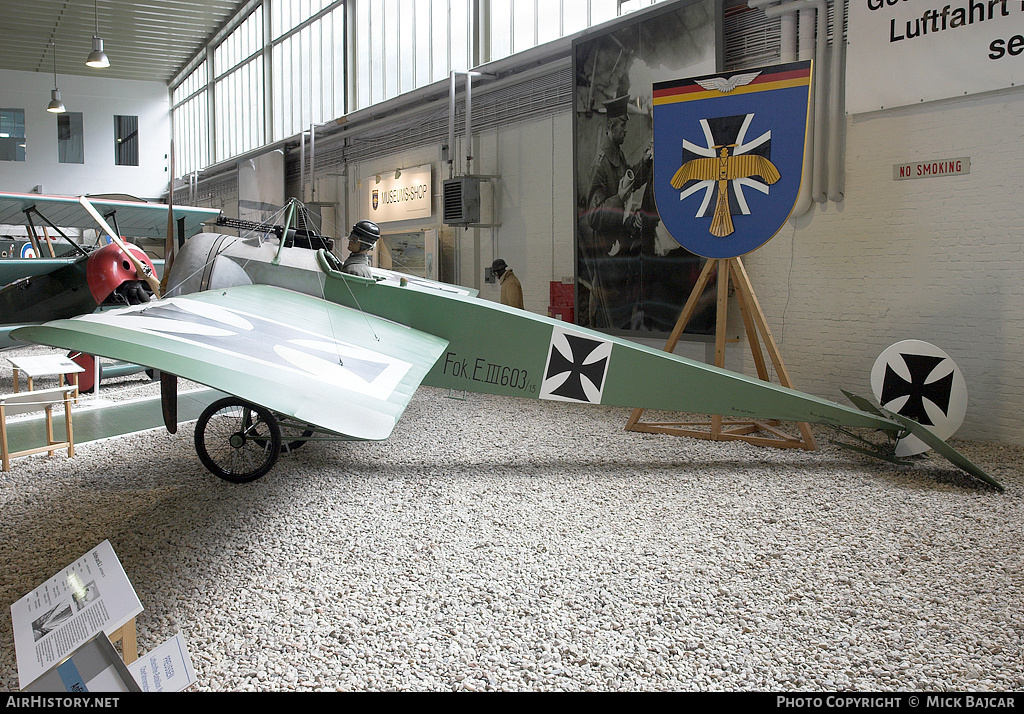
[0,191,221,239]
[13,284,449,441]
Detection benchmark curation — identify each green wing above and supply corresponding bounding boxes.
[13,284,449,441]
[0,191,220,239]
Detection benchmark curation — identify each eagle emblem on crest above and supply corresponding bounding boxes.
[670,114,780,238]
[694,71,761,94]
[652,61,812,259]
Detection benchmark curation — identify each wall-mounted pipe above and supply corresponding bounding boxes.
[780,11,797,62]
[466,73,473,174]
[448,70,497,180]
[755,0,831,212]
[310,123,316,202]
[780,0,828,204]
[300,130,306,200]
[799,7,816,62]
[827,0,846,203]
[448,72,457,178]
[749,0,812,216]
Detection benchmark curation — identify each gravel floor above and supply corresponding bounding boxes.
[1,347,1022,692]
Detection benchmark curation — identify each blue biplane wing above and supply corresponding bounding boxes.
[0,191,220,240]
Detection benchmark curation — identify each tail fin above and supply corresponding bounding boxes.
[885,409,1004,492]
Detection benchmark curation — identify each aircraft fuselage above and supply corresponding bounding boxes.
[165,232,897,432]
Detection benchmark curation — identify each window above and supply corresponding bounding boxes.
[215,57,265,162]
[168,0,671,175]
[214,9,263,78]
[488,0,622,62]
[114,115,139,166]
[270,4,346,142]
[271,0,335,39]
[57,112,84,164]
[0,108,26,162]
[172,61,210,177]
[355,0,472,111]
[173,90,209,177]
[172,61,207,106]
[214,9,268,161]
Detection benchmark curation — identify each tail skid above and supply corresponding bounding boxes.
[835,390,1004,492]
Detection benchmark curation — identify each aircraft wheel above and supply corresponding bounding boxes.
[281,429,315,454]
[195,398,281,482]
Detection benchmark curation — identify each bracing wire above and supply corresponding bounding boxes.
[160,202,293,297]
[160,200,382,357]
[309,203,381,344]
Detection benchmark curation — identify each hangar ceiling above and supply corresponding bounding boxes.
[0,0,249,84]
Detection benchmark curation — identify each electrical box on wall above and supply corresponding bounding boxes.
[442,176,481,225]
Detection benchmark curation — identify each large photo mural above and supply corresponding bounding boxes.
[574,0,719,335]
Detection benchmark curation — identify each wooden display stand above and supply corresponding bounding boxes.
[108,618,138,664]
[0,386,76,472]
[625,256,817,450]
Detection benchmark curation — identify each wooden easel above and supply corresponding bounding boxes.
[625,255,817,450]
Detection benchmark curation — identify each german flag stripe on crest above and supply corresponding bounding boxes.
[653,62,812,106]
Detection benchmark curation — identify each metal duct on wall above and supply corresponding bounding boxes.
[286,65,573,183]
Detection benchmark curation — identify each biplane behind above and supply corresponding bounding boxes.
[0,191,220,350]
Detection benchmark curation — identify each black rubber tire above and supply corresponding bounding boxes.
[195,397,282,482]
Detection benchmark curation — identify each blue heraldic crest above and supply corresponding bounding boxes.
[652,61,812,259]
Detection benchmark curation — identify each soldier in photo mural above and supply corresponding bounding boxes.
[573,5,718,336]
[583,95,655,329]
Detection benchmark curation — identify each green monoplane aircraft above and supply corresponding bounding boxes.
[11,197,1003,491]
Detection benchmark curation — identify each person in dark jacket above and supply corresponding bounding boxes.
[491,258,524,309]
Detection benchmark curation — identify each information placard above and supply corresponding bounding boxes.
[11,540,143,690]
[847,0,1024,114]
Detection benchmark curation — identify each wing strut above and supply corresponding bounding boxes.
[161,372,178,434]
[22,205,90,257]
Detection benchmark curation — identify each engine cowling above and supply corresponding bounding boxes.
[85,242,158,305]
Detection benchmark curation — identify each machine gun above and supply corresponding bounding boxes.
[215,216,333,251]
[215,216,286,238]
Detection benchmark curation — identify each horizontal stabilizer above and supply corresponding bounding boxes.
[883,409,1004,492]
[840,390,1003,492]
[840,389,890,420]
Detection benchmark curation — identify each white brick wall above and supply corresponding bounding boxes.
[477,90,1024,445]
[743,88,1024,445]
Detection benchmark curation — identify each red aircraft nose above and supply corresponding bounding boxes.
[85,242,158,304]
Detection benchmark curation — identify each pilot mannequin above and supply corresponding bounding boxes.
[342,220,381,278]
